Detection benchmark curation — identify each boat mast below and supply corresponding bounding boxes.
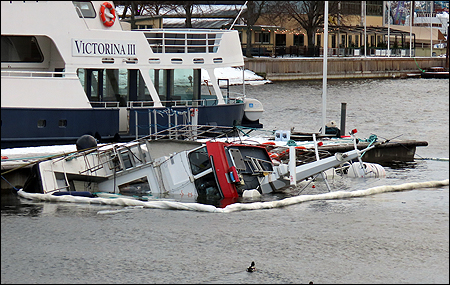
[321,1,328,135]
[430,1,433,57]
[229,1,248,98]
[388,1,391,57]
[410,1,413,57]
[362,1,367,57]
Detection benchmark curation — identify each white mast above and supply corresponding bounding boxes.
[322,1,329,135]
[388,1,391,56]
[430,1,433,57]
[363,1,367,57]
[410,1,413,57]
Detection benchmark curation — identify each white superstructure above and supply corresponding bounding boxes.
[1,1,260,148]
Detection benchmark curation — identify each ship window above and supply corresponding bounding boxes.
[59,120,67,128]
[188,146,211,175]
[149,58,160,64]
[73,1,96,18]
[193,58,204,64]
[120,151,134,169]
[109,154,122,171]
[77,68,151,106]
[149,68,201,104]
[37,120,46,128]
[171,58,183,64]
[195,172,221,199]
[188,47,206,53]
[1,36,43,63]
[118,177,151,196]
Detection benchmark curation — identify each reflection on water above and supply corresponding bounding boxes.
[382,160,418,169]
[1,191,43,217]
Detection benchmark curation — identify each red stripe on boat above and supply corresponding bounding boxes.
[206,141,239,199]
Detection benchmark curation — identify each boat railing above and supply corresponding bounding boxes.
[91,102,120,108]
[143,29,225,54]
[127,97,242,109]
[1,70,78,78]
[139,124,237,142]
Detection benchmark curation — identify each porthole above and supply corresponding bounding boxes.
[37,119,46,128]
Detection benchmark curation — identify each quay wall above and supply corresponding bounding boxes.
[245,57,447,81]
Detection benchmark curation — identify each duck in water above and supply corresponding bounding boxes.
[247,261,256,272]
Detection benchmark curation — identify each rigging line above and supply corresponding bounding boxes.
[295,175,319,195]
[370,133,417,154]
[414,57,426,72]
[372,133,403,143]
[229,1,248,30]
[1,175,19,191]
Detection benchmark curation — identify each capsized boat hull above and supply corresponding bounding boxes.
[20,133,382,207]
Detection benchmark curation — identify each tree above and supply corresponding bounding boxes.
[114,1,196,28]
[241,1,269,58]
[270,1,340,56]
[180,1,195,28]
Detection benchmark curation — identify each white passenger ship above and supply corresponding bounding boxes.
[1,1,262,148]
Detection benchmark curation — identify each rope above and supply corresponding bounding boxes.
[360,134,378,157]
[1,175,20,191]
[414,57,426,72]
[2,155,58,161]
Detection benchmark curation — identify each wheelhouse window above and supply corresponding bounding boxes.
[1,36,43,63]
[188,146,211,175]
[77,68,151,106]
[194,172,221,199]
[150,68,202,104]
[73,1,96,18]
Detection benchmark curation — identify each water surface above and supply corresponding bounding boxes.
[2,77,448,284]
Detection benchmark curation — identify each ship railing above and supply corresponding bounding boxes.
[90,96,243,110]
[1,70,78,78]
[139,124,237,142]
[127,97,242,108]
[143,29,225,54]
[91,102,120,108]
[130,97,244,139]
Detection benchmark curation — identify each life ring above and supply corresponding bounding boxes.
[99,2,116,27]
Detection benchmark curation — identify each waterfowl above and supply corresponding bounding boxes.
[247,261,256,272]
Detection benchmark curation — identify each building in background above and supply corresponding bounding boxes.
[119,1,446,57]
